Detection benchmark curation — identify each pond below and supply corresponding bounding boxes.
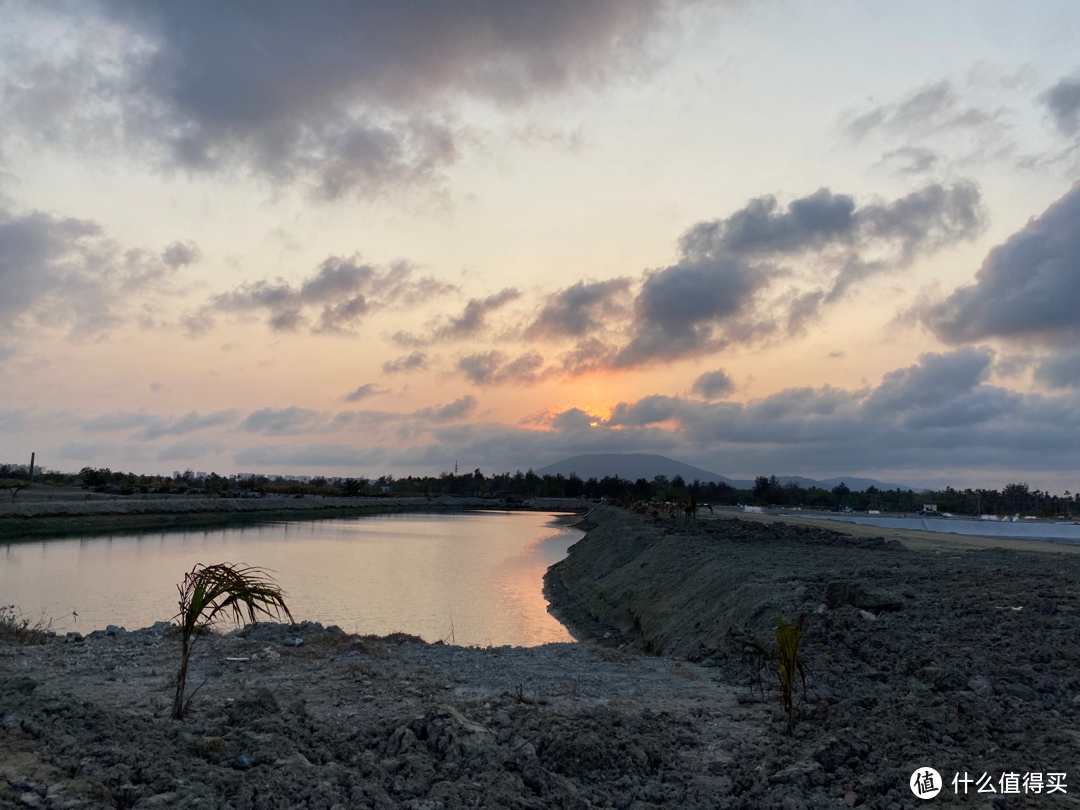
[0,510,583,647]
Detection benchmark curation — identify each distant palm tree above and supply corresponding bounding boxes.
[172,563,292,720]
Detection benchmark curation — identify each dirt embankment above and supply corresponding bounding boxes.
[546,506,1080,807]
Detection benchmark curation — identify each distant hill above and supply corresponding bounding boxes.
[533,453,921,492]
[534,454,744,486]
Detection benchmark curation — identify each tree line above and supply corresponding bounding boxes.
[6,464,1073,518]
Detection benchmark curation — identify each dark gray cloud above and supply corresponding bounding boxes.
[679,188,857,259]
[0,207,195,337]
[205,256,454,335]
[457,350,545,386]
[1042,77,1080,136]
[382,351,429,375]
[7,1,702,199]
[614,259,769,366]
[920,183,1080,346]
[1035,348,1080,389]
[863,348,993,417]
[690,368,735,400]
[608,181,984,367]
[344,383,388,403]
[393,288,520,346]
[523,278,632,340]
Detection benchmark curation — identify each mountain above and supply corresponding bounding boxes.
[532,454,922,492]
[534,454,745,486]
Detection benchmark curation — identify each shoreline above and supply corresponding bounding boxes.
[0,494,590,542]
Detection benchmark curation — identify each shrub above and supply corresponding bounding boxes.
[0,605,53,644]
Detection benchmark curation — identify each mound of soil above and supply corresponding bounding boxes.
[545,507,1080,808]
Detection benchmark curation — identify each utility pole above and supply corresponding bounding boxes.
[28,452,34,483]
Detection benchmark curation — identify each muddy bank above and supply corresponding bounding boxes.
[0,495,589,542]
[545,506,1080,807]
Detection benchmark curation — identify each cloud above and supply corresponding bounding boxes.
[845,80,1004,141]
[609,182,984,367]
[81,409,238,439]
[614,259,769,366]
[240,407,355,436]
[233,443,389,469]
[863,348,993,417]
[1042,77,1080,136]
[523,278,632,340]
[6,1,704,199]
[393,287,520,346]
[0,207,194,337]
[878,146,939,175]
[43,346,1080,484]
[344,383,388,403]
[382,351,429,375]
[457,350,545,386]
[205,256,454,335]
[1035,347,1080,389]
[157,440,223,462]
[920,182,1080,346]
[161,240,201,269]
[690,368,735,400]
[413,395,478,424]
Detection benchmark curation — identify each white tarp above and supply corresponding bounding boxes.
[794,513,1080,544]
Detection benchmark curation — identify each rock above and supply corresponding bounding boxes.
[826,582,902,612]
[859,610,877,621]
[1071,694,1080,705]
[105,625,125,636]
[843,790,857,807]
[967,675,992,694]
[65,632,83,643]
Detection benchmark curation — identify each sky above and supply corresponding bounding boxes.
[3,0,1080,491]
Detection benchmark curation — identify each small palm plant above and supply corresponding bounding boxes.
[171,563,293,720]
[774,614,807,727]
[734,613,807,733]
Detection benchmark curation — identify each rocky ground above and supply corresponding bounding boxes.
[1,505,1078,809]
[1,622,765,810]
[545,507,1080,809]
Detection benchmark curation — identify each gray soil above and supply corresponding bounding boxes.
[545,507,1080,809]
[1,505,1078,809]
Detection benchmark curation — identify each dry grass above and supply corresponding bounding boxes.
[0,605,54,644]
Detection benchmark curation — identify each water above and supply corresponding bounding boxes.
[795,512,1080,543]
[0,511,583,647]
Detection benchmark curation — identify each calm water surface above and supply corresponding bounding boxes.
[0,511,583,647]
